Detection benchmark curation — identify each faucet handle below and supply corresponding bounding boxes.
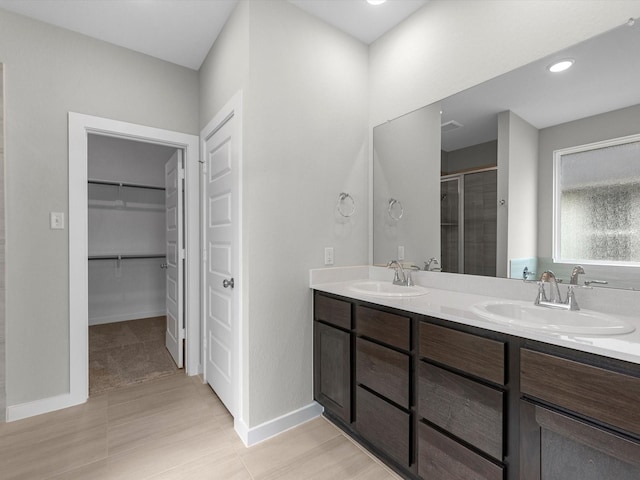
[565,285,581,310]
[534,281,548,304]
[405,265,420,286]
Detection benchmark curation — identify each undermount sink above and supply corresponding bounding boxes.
[470,300,635,336]
[348,280,429,298]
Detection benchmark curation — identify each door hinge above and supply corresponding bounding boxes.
[179,327,186,341]
[178,166,186,180]
[201,161,207,175]
[202,247,207,263]
[180,249,186,260]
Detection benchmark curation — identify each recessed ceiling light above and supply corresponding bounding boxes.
[367,0,387,5]
[547,59,575,73]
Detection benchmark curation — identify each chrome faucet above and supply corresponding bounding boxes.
[539,270,563,304]
[424,257,440,271]
[387,260,406,286]
[569,265,585,285]
[534,268,583,311]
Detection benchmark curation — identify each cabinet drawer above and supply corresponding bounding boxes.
[314,293,351,330]
[521,349,640,435]
[419,322,505,385]
[418,422,504,480]
[418,362,503,460]
[356,386,411,468]
[357,305,410,350]
[357,338,410,408]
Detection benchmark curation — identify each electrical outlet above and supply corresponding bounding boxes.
[398,245,405,261]
[324,247,334,266]
[50,212,65,230]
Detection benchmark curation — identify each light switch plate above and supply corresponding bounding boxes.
[398,245,405,261]
[324,247,334,266]
[50,212,65,230]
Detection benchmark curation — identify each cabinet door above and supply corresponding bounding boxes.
[520,400,640,480]
[314,322,351,423]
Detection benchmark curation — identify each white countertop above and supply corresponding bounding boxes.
[310,266,640,365]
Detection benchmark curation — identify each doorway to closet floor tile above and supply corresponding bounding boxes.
[89,316,180,396]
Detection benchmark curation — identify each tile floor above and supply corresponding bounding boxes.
[0,373,402,480]
[89,316,179,395]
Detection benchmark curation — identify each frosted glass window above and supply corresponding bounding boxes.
[554,135,640,265]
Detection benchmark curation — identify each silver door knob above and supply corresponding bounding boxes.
[223,278,234,289]
[160,263,168,269]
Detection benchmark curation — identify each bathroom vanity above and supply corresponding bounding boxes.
[311,268,640,480]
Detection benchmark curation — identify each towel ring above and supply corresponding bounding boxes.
[337,192,356,218]
[388,198,404,220]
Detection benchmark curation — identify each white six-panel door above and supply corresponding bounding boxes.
[165,150,184,368]
[203,113,238,417]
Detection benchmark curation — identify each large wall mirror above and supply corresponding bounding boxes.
[373,20,640,290]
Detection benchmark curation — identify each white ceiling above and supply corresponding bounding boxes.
[289,0,428,44]
[0,0,429,70]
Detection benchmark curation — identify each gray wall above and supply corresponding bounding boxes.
[0,8,198,406]
[199,0,369,428]
[442,140,497,175]
[505,112,539,264]
[1,63,5,420]
[538,103,640,258]
[536,103,640,288]
[199,0,250,129]
[373,103,442,266]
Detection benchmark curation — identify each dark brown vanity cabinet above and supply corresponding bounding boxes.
[313,290,640,480]
[355,305,413,470]
[520,348,640,480]
[417,322,507,480]
[313,292,352,424]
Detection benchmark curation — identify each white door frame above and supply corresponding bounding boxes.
[201,91,245,435]
[68,112,200,406]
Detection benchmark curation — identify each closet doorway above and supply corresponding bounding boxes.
[87,135,182,395]
[69,113,200,407]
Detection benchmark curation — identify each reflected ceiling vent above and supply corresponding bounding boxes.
[441,120,463,133]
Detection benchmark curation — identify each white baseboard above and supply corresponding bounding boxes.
[234,402,324,447]
[7,392,86,422]
[88,310,166,326]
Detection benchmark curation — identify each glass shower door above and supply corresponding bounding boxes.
[440,177,462,273]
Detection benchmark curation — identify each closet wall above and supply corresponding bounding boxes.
[88,135,177,326]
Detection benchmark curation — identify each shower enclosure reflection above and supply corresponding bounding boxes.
[440,169,497,276]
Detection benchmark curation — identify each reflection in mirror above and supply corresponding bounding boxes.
[553,135,640,266]
[373,103,441,267]
[372,20,640,289]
